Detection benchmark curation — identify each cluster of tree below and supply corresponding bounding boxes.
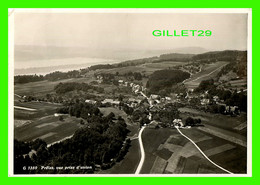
[14,70,82,84]
[152,103,180,124]
[88,64,114,71]
[54,82,104,94]
[88,57,158,71]
[195,79,247,112]
[96,71,143,84]
[116,57,158,68]
[217,53,247,78]
[122,104,134,115]
[117,71,143,81]
[192,50,246,62]
[14,113,130,174]
[185,117,202,126]
[154,53,194,63]
[45,70,81,81]
[14,74,44,84]
[131,108,149,127]
[56,101,101,119]
[236,52,247,77]
[146,69,190,94]
[217,62,236,78]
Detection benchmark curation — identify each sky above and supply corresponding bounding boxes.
[14,12,248,51]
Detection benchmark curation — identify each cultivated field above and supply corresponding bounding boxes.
[98,61,188,76]
[139,113,247,174]
[140,128,225,174]
[181,128,247,173]
[184,61,229,90]
[14,101,61,123]
[223,78,247,91]
[14,76,95,97]
[14,114,83,145]
[179,107,247,136]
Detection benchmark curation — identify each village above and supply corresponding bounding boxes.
[83,74,243,130]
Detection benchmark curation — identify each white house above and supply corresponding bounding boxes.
[85,99,97,104]
[172,119,184,127]
[165,97,171,101]
[150,94,160,100]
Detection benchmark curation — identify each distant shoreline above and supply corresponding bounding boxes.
[14,57,120,75]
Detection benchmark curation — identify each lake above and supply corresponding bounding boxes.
[14,57,120,75]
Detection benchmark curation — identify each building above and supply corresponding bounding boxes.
[150,94,160,100]
[118,80,124,86]
[226,106,239,114]
[213,96,219,102]
[85,99,97,104]
[101,99,120,107]
[148,120,159,129]
[96,75,103,84]
[172,119,184,127]
[201,98,210,105]
[165,97,171,101]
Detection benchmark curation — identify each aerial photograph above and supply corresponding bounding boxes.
[10,9,250,175]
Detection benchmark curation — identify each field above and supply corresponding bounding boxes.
[98,61,188,76]
[223,78,247,91]
[14,114,83,145]
[139,107,247,174]
[140,128,225,174]
[181,128,247,173]
[13,99,82,145]
[140,128,179,174]
[184,61,229,90]
[14,101,62,124]
[14,74,96,97]
[179,107,247,136]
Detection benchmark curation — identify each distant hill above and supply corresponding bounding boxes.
[167,47,208,54]
[157,53,194,62]
[192,50,247,62]
[15,45,208,62]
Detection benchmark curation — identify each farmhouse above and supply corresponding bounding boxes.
[132,84,141,92]
[165,97,171,101]
[150,94,160,100]
[101,99,120,107]
[85,99,97,104]
[172,119,184,127]
[118,80,124,86]
[213,96,219,102]
[226,106,239,114]
[148,120,159,129]
[201,98,210,105]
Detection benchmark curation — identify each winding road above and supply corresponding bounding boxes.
[134,126,145,174]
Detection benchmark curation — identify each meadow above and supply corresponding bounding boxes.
[184,61,229,90]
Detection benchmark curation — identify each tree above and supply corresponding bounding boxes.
[80,119,85,125]
[185,117,195,126]
[30,138,47,151]
[59,116,64,121]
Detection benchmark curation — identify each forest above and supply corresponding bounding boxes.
[146,69,190,94]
